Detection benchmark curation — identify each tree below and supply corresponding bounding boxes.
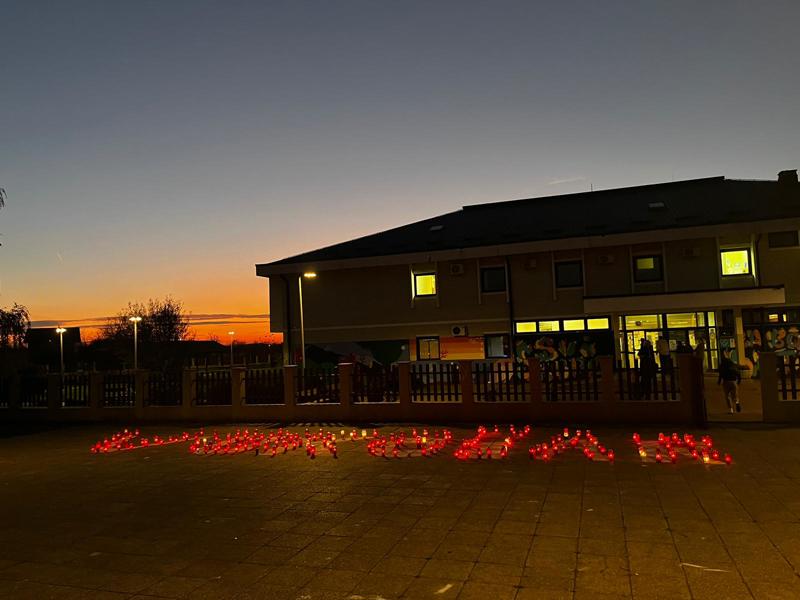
[99,297,191,343]
[0,303,30,348]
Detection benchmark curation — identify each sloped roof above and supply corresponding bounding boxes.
[259,176,800,269]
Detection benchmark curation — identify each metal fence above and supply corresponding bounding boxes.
[296,367,339,404]
[352,364,399,403]
[244,367,284,405]
[61,373,90,407]
[778,356,799,401]
[616,362,680,401]
[195,369,231,405]
[146,371,183,406]
[473,361,527,402]
[20,375,48,408]
[0,376,10,409]
[541,361,600,402]
[103,373,136,407]
[411,361,461,403]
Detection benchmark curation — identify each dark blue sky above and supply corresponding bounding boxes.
[1,1,798,333]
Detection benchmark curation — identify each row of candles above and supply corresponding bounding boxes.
[632,431,732,464]
[91,426,730,466]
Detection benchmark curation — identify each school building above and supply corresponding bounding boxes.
[257,170,800,375]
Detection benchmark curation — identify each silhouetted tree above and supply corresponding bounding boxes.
[0,303,30,348]
[99,297,191,343]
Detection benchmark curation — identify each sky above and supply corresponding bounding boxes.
[1,1,799,342]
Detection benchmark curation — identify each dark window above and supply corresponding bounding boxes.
[480,266,506,293]
[633,255,663,283]
[768,230,800,248]
[555,261,583,288]
[484,334,510,358]
[416,337,440,360]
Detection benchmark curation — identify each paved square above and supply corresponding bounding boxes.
[1,423,799,599]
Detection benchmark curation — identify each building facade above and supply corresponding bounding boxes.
[257,171,800,374]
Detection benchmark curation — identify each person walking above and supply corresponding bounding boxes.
[693,334,707,370]
[718,348,742,414]
[637,338,657,399]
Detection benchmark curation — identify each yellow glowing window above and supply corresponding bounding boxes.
[538,320,561,332]
[563,319,584,331]
[413,273,437,297]
[636,257,655,270]
[707,312,716,326]
[768,313,780,323]
[587,317,610,330]
[515,321,537,333]
[624,314,661,330]
[666,313,698,328]
[720,249,751,276]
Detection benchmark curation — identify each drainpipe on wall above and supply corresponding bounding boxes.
[506,256,516,355]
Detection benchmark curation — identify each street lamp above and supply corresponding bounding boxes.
[129,316,142,370]
[55,327,67,376]
[299,271,317,367]
[228,331,235,365]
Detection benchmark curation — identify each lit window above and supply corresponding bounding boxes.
[624,314,661,330]
[707,312,716,326]
[414,273,437,297]
[587,317,610,330]
[515,321,537,333]
[720,249,751,276]
[538,320,561,332]
[484,334,510,358]
[633,255,663,283]
[768,313,780,323]
[666,313,698,328]
[416,337,440,360]
[563,319,584,331]
[480,266,506,293]
[555,261,583,288]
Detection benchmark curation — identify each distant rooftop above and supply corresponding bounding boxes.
[258,172,800,270]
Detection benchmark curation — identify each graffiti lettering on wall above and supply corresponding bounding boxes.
[515,332,614,368]
[745,325,800,377]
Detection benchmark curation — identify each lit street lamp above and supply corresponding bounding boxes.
[129,316,142,370]
[228,331,235,365]
[299,271,316,367]
[55,327,67,376]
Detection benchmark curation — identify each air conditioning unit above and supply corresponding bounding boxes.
[682,247,702,258]
[597,254,615,265]
[449,263,465,276]
[450,324,468,337]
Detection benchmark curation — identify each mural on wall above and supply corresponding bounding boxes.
[744,325,800,377]
[305,340,409,369]
[514,331,613,369]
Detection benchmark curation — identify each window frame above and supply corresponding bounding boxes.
[554,260,584,289]
[719,248,752,277]
[484,333,510,359]
[416,336,441,361]
[479,265,507,294]
[768,230,800,249]
[632,254,664,283]
[413,272,437,297]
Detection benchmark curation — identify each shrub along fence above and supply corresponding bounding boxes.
[0,354,714,425]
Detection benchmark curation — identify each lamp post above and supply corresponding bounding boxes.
[129,316,142,370]
[55,327,67,376]
[228,331,235,365]
[298,271,316,367]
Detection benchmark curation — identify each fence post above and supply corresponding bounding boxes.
[528,358,542,404]
[599,356,616,407]
[398,361,412,417]
[459,360,474,408]
[181,368,194,418]
[231,366,245,419]
[677,354,705,427]
[47,374,61,416]
[134,371,146,420]
[284,365,297,406]
[89,372,104,419]
[759,352,779,422]
[338,363,353,409]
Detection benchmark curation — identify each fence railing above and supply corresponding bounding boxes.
[616,362,680,402]
[103,373,136,407]
[146,371,183,406]
[195,369,232,406]
[296,367,339,404]
[472,360,527,402]
[411,361,461,403]
[352,364,399,403]
[61,373,90,408]
[541,360,600,402]
[778,356,799,401]
[20,375,49,408]
[0,376,9,409]
[244,367,284,405]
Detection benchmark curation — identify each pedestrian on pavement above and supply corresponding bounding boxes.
[718,347,742,414]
